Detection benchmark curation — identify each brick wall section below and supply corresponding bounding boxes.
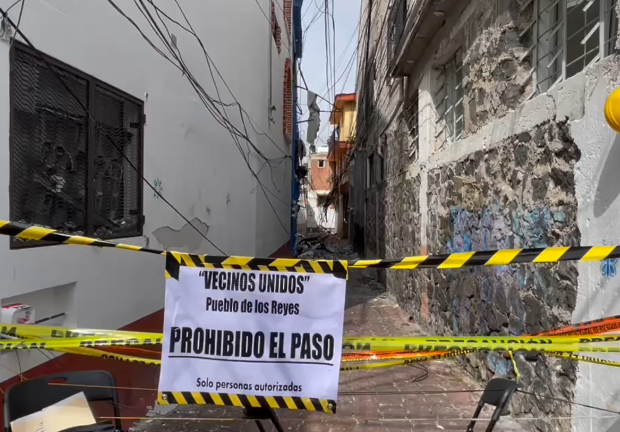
[284,0,292,35]
[283,58,292,141]
[310,156,331,192]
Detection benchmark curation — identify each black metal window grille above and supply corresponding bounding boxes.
[9,43,144,248]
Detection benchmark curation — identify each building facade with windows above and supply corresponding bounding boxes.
[353,1,620,431]
[0,0,299,393]
[328,93,356,238]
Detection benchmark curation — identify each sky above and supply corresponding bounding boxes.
[298,0,361,154]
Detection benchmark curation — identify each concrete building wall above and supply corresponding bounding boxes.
[355,1,620,431]
[0,0,291,381]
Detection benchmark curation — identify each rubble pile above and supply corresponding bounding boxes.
[295,229,357,260]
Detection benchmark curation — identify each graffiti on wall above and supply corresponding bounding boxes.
[443,201,576,336]
[153,178,163,199]
[600,241,618,278]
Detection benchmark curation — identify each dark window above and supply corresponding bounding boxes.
[272,1,282,54]
[403,89,419,160]
[388,0,407,65]
[10,43,144,247]
[318,160,326,168]
[366,154,375,189]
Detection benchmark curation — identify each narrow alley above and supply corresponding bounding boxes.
[2,1,620,431]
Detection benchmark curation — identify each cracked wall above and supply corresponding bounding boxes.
[152,218,210,253]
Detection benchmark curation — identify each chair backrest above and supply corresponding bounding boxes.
[466,378,518,432]
[4,371,121,432]
[480,378,519,407]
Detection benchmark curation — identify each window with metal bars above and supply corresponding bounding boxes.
[388,0,407,67]
[9,43,144,247]
[435,48,464,145]
[403,89,419,161]
[531,0,618,94]
[366,154,375,189]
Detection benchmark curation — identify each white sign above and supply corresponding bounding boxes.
[158,266,346,401]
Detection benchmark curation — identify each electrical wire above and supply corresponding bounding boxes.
[252,0,290,51]
[0,6,227,255]
[160,0,290,230]
[8,0,24,48]
[117,0,290,234]
[139,0,291,172]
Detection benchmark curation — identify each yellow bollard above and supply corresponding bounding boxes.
[605,86,620,133]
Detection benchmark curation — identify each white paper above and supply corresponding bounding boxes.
[158,267,346,401]
[10,392,96,432]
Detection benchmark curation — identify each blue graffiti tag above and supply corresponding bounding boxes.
[153,178,163,198]
[601,258,617,278]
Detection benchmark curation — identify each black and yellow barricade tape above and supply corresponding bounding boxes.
[157,392,337,413]
[348,246,620,270]
[0,221,348,279]
[165,250,348,280]
[4,220,620,274]
[0,221,164,255]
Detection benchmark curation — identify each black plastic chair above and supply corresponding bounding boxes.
[4,371,122,432]
[466,378,518,432]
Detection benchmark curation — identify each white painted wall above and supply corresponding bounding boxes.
[572,59,620,432]
[0,0,291,380]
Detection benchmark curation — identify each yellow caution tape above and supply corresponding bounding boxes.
[0,323,160,340]
[0,335,161,350]
[55,346,162,366]
[549,352,620,368]
[342,334,620,352]
[342,339,620,354]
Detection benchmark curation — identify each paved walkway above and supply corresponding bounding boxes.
[132,272,525,432]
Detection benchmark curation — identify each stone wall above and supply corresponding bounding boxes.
[350,1,617,430]
[424,121,580,431]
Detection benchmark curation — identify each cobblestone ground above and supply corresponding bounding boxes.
[131,271,525,432]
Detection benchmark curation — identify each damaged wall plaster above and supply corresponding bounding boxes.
[152,218,210,253]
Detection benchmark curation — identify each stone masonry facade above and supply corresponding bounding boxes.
[352,1,620,431]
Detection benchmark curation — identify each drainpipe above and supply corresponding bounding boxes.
[290,73,299,255]
[268,0,273,122]
[290,2,300,255]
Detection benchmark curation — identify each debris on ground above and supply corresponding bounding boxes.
[296,229,357,259]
